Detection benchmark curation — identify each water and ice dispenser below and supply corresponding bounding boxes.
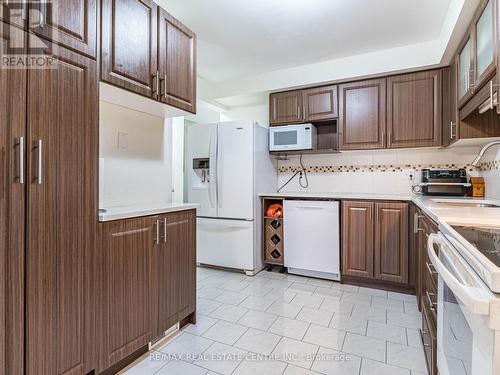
[191,158,210,189]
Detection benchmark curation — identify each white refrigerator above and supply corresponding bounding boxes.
[186,121,277,275]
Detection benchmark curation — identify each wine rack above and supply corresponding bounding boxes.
[264,217,284,265]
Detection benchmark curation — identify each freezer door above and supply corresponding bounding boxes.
[197,218,254,271]
[186,123,218,217]
[217,121,254,220]
[284,200,340,277]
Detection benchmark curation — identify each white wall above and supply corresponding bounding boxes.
[220,104,269,127]
[100,101,172,207]
[171,117,185,203]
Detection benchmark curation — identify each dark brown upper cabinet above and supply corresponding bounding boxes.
[29,0,98,58]
[374,202,409,284]
[341,201,374,279]
[338,78,386,150]
[101,0,158,98]
[158,9,197,113]
[270,86,339,125]
[442,64,459,146]
[387,70,442,148]
[269,90,303,125]
[302,85,338,121]
[25,38,98,375]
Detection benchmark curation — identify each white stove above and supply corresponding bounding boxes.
[428,223,500,375]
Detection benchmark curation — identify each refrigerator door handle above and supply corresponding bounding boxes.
[208,129,216,208]
[217,125,222,209]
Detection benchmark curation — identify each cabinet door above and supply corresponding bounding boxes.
[29,0,97,58]
[158,8,196,113]
[302,85,338,121]
[374,202,409,284]
[341,201,374,279]
[457,36,474,106]
[26,39,98,375]
[101,217,155,369]
[338,79,386,150]
[0,23,26,375]
[269,91,303,125]
[101,0,158,98]
[442,64,459,146]
[387,70,442,148]
[497,0,500,114]
[157,210,196,334]
[0,0,26,29]
[474,0,496,90]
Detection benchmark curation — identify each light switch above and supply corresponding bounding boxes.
[118,132,128,152]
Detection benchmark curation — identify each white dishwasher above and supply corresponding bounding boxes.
[283,200,340,281]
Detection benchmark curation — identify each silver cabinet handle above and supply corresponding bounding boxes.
[303,105,306,120]
[17,136,24,184]
[35,139,43,185]
[21,0,27,21]
[426,262,438,276]
[413,213,424,233]
[152,71,160,97]
[39,0,46,27]
[154,219,160,244]
[297,106,300,119]
[426,291,437,310]
[163,218,167,243]
[450,121,455,139]
[161,74,167,99]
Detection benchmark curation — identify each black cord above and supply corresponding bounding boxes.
[277,171,300,193]
[299,153,309,188]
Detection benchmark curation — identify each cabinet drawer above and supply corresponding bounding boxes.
[421,304,437,375]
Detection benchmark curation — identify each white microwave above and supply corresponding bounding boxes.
[269,124,317,151]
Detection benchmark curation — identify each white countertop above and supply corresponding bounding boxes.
[260,192,500,227]
[260,192,413,201]
[99,203,199,222]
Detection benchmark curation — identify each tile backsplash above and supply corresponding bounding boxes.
[277,146,500,198]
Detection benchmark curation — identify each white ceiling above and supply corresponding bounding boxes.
[159,0,452,83]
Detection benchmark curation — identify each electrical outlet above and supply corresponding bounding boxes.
[403,168,415,180]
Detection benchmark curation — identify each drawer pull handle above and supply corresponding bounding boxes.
[426,262,438,276]
[426,291,437,310]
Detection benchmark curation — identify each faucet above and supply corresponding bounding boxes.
[471,141,500,166]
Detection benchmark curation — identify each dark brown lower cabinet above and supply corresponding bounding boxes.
[100,209,197,372]
[1,22,26,375]
[157,210,197,334]
[342,201,410,287]
[100,217,155,370]
[374,202,409,283]
[25,38,99,375]
[342,201,374,278]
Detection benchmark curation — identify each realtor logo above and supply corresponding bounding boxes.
[1,1,57,69]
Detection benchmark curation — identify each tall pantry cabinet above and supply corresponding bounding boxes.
[1,6,98,375]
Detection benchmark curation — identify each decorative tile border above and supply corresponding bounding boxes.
[277,162,499,174]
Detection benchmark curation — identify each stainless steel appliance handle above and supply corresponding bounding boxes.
[35,139,43,185]
[217,126,222,209]
[427,233,490,315]
[18,136,24,184]
[208,131,216,208]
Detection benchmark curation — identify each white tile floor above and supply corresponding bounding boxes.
[121,267,427,375]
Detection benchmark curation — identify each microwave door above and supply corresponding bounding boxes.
[272,129,299,150]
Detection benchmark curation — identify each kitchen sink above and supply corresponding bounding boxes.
[431,199,500,208]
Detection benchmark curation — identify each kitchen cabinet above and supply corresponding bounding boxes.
[100,217,155,369]
[25,38,98,375]
[474,0,496,89]
[158,9,197,113]
[101,0,158,98]
[387,70,442,148]
[270,86,338,125]
[341,201,374,279]
[157,210,196,334]
[457,36,474,107]
[422,303,438,375]
[99,210,196,371]
[338,78,386,150]
[342,201,410,287]
[29,0,98,58]
[442,64,459,146]
[270,90,303,125]
[0,22,26,375]
[374,203,409,284]
[302,85,338,121]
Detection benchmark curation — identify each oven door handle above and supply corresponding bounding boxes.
[427,233,490,315]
